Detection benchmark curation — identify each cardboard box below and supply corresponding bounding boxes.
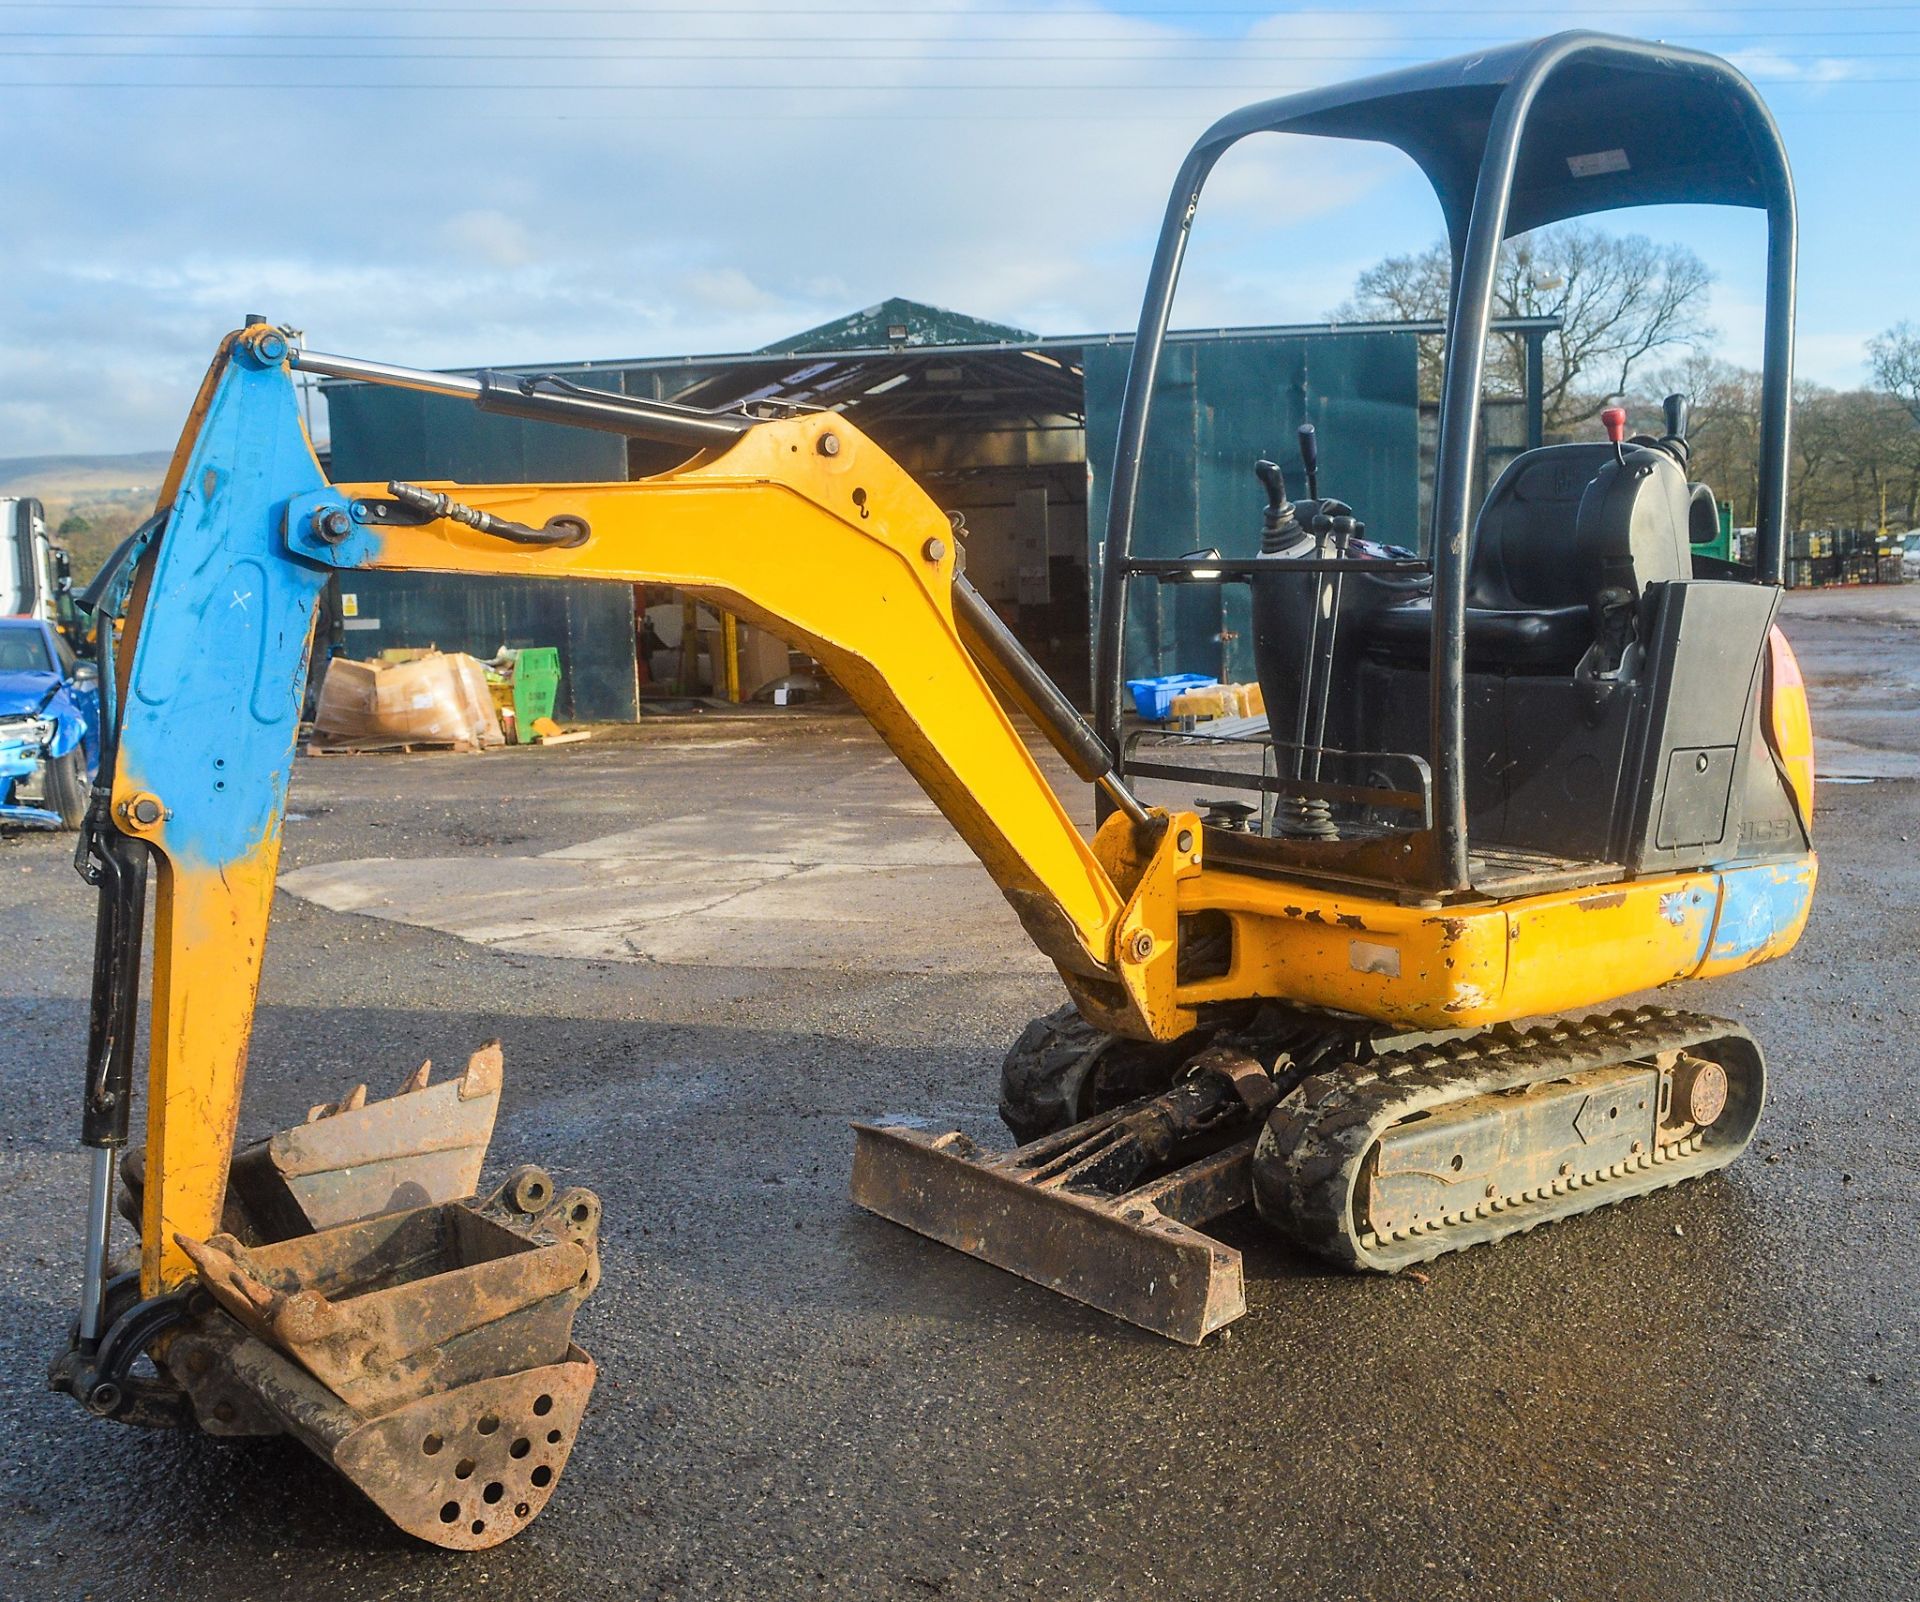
[314,652,506,748]
[1168,681,1266,724]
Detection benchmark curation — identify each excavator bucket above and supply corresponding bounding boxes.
[166,1164,600,1549]
[230,1042,505,1238]
[117,1046,604,1548]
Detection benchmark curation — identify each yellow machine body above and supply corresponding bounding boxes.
[94,336,1812,1294]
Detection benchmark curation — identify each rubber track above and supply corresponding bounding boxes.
[1252,1006,1765,1272]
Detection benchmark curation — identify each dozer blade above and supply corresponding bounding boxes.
[851,1117,1251,1345]
[167,1165,602,1549]
[122,1042,506,1246]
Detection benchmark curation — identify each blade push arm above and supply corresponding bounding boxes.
[100,328,1191,1296]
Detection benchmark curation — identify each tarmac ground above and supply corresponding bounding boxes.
[1,585,1914,1601]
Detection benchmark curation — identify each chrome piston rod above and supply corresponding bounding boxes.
[76,1146,116,1346]
[292,348,754,448]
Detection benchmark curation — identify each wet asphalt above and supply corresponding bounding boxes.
[1,590,1915,1602]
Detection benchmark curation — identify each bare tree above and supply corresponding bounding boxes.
[1337,223,1715,434]
[1663,358,1920,534]
[1793,385,1920,531]
[1869,322,1920,428]
[1648,349,1763,522]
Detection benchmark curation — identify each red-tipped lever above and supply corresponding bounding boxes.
[1602,405,1628,463]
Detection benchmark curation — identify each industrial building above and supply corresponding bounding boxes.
[323,298,1552,720]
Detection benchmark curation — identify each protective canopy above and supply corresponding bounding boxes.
[1200,33,1791,251]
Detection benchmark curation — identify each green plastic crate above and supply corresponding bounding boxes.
[511,647,562,734]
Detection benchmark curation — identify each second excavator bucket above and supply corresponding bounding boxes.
[122,1043,506,1246]
[247,1040,504,1234]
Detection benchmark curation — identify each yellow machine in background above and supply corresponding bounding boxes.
[51,32,1813,1551]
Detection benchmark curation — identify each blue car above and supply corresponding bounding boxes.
[0,616,99,828]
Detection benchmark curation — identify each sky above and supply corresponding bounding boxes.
[3,0,1916,456]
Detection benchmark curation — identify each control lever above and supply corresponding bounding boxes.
[1602,406,1628,467]
[1296,422,1319,501]
[1660,392,1692,467]
[1254,459,1293,534]
[1305,502,1365,540]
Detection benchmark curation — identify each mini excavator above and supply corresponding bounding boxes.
[50,34,1814,1549]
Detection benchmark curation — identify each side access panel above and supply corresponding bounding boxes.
[1618,581,1780,873]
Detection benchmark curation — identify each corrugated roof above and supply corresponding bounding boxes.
[757,297,1036,355]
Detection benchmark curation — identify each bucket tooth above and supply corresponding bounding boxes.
[267,1044,505,1231]
[169,1166,601,1548]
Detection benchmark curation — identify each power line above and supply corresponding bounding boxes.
[8,27,1920,41]
[0,103,1894,119]
[8,77,1917,89]
[3,1,1918,12]
[4,44,1915,60]
[1,50,1907,69]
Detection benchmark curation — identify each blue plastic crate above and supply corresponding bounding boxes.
[1125,673,1219,721]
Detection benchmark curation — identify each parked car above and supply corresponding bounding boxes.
[0,615,98,828]
[1901,530,1920,580]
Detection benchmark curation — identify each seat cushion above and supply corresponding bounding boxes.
[1364,600,1593,673]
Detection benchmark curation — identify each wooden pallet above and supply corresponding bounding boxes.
[303,736,482,757]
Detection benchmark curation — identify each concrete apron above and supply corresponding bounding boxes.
[278,798,1054,974]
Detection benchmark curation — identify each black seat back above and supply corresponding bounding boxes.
[1466,443,1616,611]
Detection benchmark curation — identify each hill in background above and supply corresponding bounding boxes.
[0,450,173,579]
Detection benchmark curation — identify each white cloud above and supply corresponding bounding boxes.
[0,2,1891,453]
[1,1,1430,452]
[675,266,782,315]
[1728,49,1858,87]
[441,210,539,270]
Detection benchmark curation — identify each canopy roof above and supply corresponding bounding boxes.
[1202,31,1791,246]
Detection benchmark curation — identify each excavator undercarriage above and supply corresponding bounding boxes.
[855,1003,1763,1341]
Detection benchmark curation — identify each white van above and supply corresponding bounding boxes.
[0,497,62,621]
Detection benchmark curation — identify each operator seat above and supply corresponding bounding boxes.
[1364,439,1699,674]
[1366,443,1613,672]
[1572,439,1705,668]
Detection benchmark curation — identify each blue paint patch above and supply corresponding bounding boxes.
[1709,862,1815,963]
[117,343,332,869]
[1656,884,1716,968]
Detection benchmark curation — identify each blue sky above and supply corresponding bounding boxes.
[3,1,1914,454]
